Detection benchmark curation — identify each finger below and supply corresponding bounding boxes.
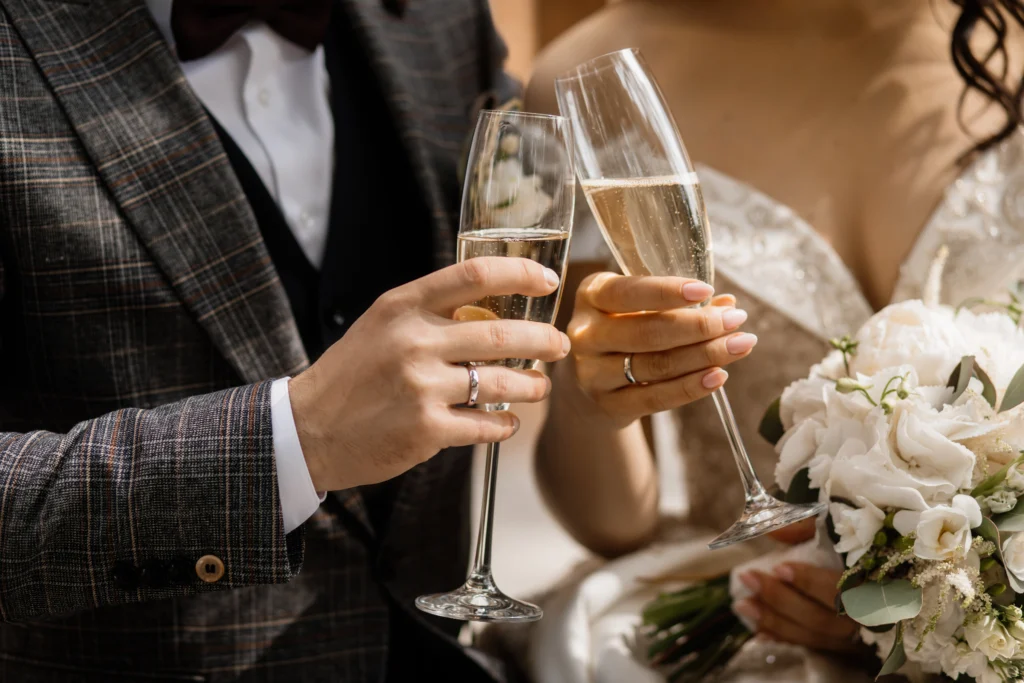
[767,518,817,545]
[440,319,570,364]
[579,272,714,313]
[773,563,845,609]
[414,257,560,315]
[743,572,856,641]
[442,407,521,446]
[582,332,757,391]
[735,598,858,654]
[579,306,749,354]
[599,367,728,418]
[442,365,551,406]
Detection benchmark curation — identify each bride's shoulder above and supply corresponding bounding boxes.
[525,5,649,114]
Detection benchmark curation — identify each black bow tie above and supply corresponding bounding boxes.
[171,0,334,62]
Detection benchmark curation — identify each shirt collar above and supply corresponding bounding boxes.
[144,0,175,49]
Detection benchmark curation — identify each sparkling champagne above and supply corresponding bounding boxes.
[580,175,713,285]
[456,228,570,370]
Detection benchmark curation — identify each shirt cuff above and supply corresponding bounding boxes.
[271,377,325,534]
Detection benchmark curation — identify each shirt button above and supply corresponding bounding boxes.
[330,310,345,328]
[257,88,271,106]
[195,554,225,584]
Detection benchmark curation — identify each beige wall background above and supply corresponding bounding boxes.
[489,0,604,82]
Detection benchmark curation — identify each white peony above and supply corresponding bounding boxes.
[778,376,830,430]
[893,495,982,561]
[830,499,885,567]
[964,614,1019,660]
[849,300,971,387]
[1002,533,1024,593]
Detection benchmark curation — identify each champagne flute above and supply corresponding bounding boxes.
[555,49,825,550]
[415,110,575,622]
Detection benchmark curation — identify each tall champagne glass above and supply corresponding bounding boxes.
[415,110,575,622]
[555,49,824,549]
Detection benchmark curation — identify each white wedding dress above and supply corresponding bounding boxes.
[516,131,1024,683]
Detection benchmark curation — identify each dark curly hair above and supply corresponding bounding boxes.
[948,0,1024,157]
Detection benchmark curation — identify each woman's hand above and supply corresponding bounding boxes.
[735,563,860,653]
[567,272,756,427]
[767,517,817,545]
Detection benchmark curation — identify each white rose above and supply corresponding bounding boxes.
[830,499,885,567]
[890,400,986,496]
[849,300,971,387]
[1002,533,1024,593]
[893,494,982,561]
[964,614,1019,660]
[983,490,1018,515]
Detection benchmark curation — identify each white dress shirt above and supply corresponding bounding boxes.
[146,1,331,533]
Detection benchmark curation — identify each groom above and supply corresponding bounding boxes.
[0,0,527,681]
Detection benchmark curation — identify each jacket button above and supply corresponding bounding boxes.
[112,560,140,590]
[195,555,225,583]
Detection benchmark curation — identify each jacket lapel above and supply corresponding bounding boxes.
[3,0,308,384]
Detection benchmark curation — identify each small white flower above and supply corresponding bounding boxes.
[1002,533,1024,593]
[1009,620,1024,642]
[893,494,982,561]
[964,614,1018,660]
[830,499,885,567]
[983,490,1018,515]
[1007,464,1024,491]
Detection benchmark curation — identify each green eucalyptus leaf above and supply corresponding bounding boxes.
[783,468,818,505]
[994,503,1024,534]
[876,623,906,678]
[758,396,784,446]
[1001,363,1024,413]
[972,456,1023,498]
[974,363,998,408]
[947,356,975,402]
[840,580,922,627]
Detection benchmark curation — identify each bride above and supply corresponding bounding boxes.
[518,0,1024,681]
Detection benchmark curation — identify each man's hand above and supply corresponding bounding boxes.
[289,257,570,492]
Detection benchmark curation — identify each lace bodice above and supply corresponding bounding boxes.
[572,131,1024,532]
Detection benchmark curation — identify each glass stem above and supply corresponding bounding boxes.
[710,388,767,501]
[469,403,508,580]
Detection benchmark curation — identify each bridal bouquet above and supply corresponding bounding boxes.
[641,264,1024,682]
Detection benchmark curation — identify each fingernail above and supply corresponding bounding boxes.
[726,333,758,355]
[561,333,571,355]
[739,572,761,594]
[682,281,714,302]
[544,268,560,288]
[722,308,748,330]
[511,414,521,433]
[702,368,728,390]
[774,564,796,583]
[734,600,760,623]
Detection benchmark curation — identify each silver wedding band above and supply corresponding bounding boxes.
[466,365,480,407]
[624,353,638,385]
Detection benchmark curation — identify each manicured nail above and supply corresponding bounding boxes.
[702,368,728,390]
[682,281,714,302]
[511,414,521,433]
[734,600,760,623]
[544,268,560,288]
[726,333,758,355]
[561,333,571,355]
[773,564,796,583]
[722,308,748,330]
[739,572,761,594]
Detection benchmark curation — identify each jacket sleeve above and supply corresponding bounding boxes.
[0,377,303,623]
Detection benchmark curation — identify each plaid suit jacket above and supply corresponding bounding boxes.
[0,0,517,680]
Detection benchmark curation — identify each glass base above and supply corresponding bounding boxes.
[415,573,543,623]
[708,494,826,550]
